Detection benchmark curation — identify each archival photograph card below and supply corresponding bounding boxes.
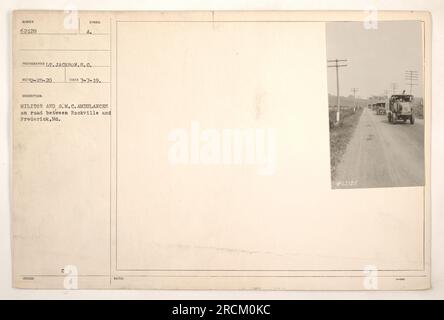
[12,10,431,290]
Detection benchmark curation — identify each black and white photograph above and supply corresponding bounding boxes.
[327,21,425,189]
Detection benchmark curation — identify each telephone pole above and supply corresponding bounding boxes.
[351,87,359,109]
[328,59,348,122]
[405,70,418,94]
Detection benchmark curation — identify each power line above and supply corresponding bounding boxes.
[327,59,348,123]
[405,70,418,94]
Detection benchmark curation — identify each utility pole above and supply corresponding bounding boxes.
[405,70,418,94]
[327,59,348,123]
[390,82,398,95]
[351,87,359,110]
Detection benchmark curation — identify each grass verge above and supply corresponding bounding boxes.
[329,107,363,181]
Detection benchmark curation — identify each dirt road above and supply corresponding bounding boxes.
[333,108,425,189]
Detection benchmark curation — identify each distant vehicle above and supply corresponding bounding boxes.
[387,94,415,124]
[375,102,386,115]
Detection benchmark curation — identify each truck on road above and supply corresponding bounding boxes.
[375,102,387,115]
[387,94,415,124]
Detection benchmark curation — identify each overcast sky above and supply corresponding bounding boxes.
[326,21,423,99]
